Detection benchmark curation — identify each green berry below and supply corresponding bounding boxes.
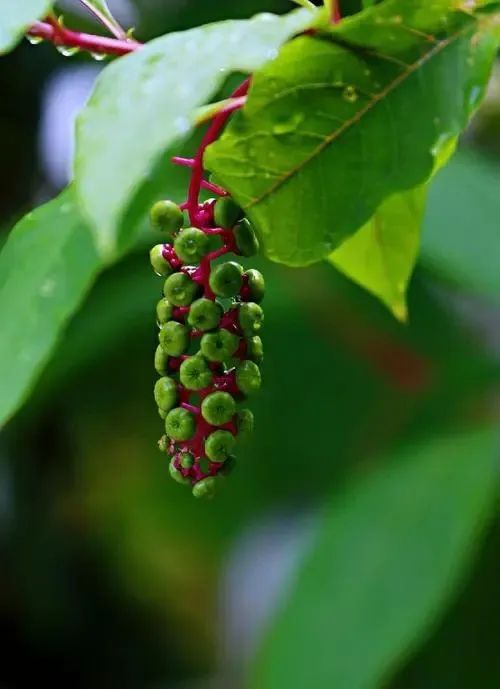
[169,458,191,486]
[236,360,261,396]
[159,321,189,356]
[164,272,200,307]
[179,355,213,391]
[150,245,173,276]
[154,376,178,412]
[236,409,254,439]
[209,261,243,298]
[201,391,236,426]
[214,197,242,229]
[239,302,264,336]
[244,269,265,303]
[220,455,237,476]
[158,435,168,452]
[205,430,235,462]
[234,219,259,257]
[165,407,196,441]
[192,476,217,499]
[174,227,210,264]
[179,452,194,470]
[156,298,173,324]
[150,200,184,238]
[158,408,167,419]
[246,336,263,364]
[188,298,222,331]
[154,345,169,375]
[200,329,239,362]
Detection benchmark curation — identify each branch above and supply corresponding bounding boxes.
[78,0,128,40]
[27,19,141,56]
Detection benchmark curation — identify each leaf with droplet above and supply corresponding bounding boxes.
[0,188,101,427]
[74,9,316,260]
[206,0,499,266]
[0,0,53,54]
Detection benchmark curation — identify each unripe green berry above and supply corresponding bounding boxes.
[158,435,168,452]
[205,430,235,462]
[179,355,213,391]
[158,408,167,419]
[200,329,239,362]
[214,197,242,229]
[150,200,184,238]
[246,336,263,364]
[188,298,222,331]
[236,409,254,439]
[209,261,243,298]
[179,452,194,470]
[169,458,191,485]
[154,345,169,375]
[156,298,173,324]
[220,455,236,476]
[236,360,262,396]
[164,272,200,307]
[154,376,178,412]
[192,476,217,499]
[165,407,196,441]
[239,302,264,336]
[244,269,265,303]
[174,227,210,264]
[201,391,236,426]
[150,244,173,276]
[159,321,189,356]
[234,219,259,257]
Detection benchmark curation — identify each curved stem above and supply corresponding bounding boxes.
[27,19,141,56]
[78,0,128,40]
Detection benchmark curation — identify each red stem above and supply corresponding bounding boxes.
[331,0,342,24]
[27,19,141,56]
[171,157,227,196]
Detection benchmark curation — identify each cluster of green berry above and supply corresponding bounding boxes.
[150,195,264,498]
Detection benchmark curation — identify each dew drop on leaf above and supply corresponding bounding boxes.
[343,86,358,103]
[272,111,304,135]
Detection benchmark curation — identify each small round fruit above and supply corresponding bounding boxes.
[192,476,217,499]
[201,391,236,426]
[239,302,264,336]
[156,298,173,324]
[174,227,209,264]
[244,269,265,303]
[236,409,254,439]
[246,336,263,364]
[154,376,178,411]
[236,360,262,396]
[188,298,222,331]
[164,272,200,307]
[205,430,235,462]
[179,356,212,391]
[158,435,168,452]
[154,345,169,375]
[150,244,173,276]
[234,219,259,257]
[209,261,243,298]
[159,321,189,356]
[150,200,184,238]
[158,408,167,419]
[165,407,196,441]
[214,196,242,229]
[169,458,191,486]
[200,329,239,362]
[179,452,194,470]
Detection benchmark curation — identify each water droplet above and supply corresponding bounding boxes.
[272,111,304,135]
[90,52,107,62]
[56,45,79,57]
[26,35,43,45]
[342,86,358,103]
[468,85,482,110]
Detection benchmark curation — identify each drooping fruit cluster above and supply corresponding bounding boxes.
[150,195,264,498]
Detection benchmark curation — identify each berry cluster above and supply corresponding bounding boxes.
[150,195,264,498]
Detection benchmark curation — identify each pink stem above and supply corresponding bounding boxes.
[331,0,342,24]
[27,19,141,55]
[171,157,228,197]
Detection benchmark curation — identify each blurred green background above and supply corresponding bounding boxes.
[1,1,499,687]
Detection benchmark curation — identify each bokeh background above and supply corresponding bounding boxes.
[1,1,499,687]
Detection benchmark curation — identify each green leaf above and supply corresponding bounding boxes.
[206,1,498,266]
[0,0,52,54]
[328,186,425,321]
[422,149,500,300]
[0,188,101,427]
[252,428,498,689]
[75,9,315,259]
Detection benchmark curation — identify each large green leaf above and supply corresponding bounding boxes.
[206,1,498,266]
[252,428,498,689]
[329,186,425,321]
[0,0,52,54]
[0,189,101,427]
[74,9,315,259]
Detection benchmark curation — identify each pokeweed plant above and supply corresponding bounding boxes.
[0,0,499,496]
